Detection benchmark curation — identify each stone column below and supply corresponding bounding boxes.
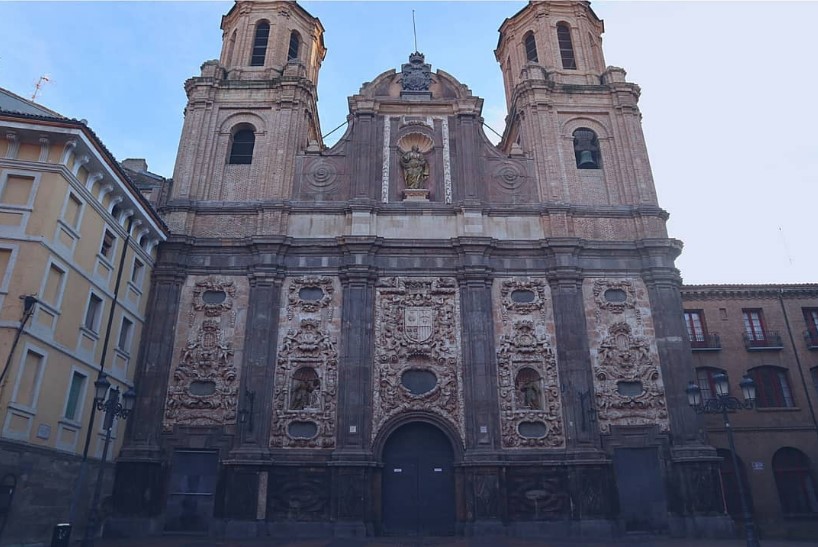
[547,265,600,448]
[455,240,500,453]
[335,261,378,453]
[230,272,284,458]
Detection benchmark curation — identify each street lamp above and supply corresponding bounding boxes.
[686,372,760,547]
[80,373,135,547]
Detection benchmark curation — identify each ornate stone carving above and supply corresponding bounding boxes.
[492,162,526,191]
[399,145,429,189]
[592,278,637,316]
[400,52,432,91]
[304,159,338,191]
[593,322,668,433]
[494,278,564,448]
[497,321,564,448]
[165,276,243,429]
[285,276,335,320]
[372,277,464,445]
[190,278,236,323]
[272,276,340,449]
[584,278,668,434]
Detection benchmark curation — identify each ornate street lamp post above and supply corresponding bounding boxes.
[80,373,135,547]
[686,372,760,547]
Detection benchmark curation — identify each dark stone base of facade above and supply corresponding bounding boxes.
[0,439,113,546]
[109,456,736,541]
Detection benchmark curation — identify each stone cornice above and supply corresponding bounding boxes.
[681,284,818,301]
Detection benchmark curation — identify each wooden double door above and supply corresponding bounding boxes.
[381,422,456,536]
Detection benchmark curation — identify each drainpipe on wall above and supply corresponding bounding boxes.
[777,289,818,443]
[68,216,134,524]
[0,295,40,392]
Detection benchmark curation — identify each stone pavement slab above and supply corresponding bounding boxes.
[94,536,818,547]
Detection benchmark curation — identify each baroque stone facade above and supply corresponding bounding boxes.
[111,1,736,542]
[373,277,465,445]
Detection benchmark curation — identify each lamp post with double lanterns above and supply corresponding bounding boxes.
[686,372,760,547]
[80,373,135,547]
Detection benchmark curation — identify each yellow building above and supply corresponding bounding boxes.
[0,87,167,543]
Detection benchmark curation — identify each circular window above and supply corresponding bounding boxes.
[510,289,536,304]
[604,288,628,303]
[518,421,548,439]
[298,287,324,301]
[288,421,318,439]
[202,290,227,304]
[400,369,438,395]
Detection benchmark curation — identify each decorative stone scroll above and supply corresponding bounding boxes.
[372,277,464,445]
[272,276,341,449]
[494,279,564,448]
[164,277,245,429]
[584,278,668,433]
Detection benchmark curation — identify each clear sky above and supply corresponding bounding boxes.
[1,1,815,285]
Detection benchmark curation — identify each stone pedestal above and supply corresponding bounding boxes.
[403,188,429,201]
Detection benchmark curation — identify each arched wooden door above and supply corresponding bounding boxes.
[381,422,455,536]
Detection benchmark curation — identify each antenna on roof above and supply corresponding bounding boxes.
[31,75,50,101]
[412,9,418,52]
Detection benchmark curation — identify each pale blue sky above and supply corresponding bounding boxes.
[1,1,816,285]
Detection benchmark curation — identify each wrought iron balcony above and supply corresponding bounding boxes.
[690,332,721,351]
[805,330,818,350]
[743,331,784,350]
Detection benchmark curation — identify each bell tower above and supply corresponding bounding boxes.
[167,0,325,229]
[495,0,660,212]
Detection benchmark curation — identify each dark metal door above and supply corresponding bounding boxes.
[382,422,455,536]
[164,451,218,533]
[612,447,668,532]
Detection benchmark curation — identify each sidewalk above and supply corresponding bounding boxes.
[95,536,818,547]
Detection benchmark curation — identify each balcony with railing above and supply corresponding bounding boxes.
[743,331,784,351]
[805,330,818,350]
[690,332,721,351]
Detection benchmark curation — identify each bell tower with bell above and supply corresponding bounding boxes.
[495,0,661,213]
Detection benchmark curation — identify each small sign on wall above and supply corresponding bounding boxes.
[752,461,764,472]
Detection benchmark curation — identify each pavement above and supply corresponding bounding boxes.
[93,537,818,547]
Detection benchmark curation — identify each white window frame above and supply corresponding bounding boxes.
[82,291,105,334]
[117,316,134,354]
[61,368,89,423]
[9,343,47,412]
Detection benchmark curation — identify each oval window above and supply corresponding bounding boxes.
[518,421,548,439]
[188,380,216,396]
[400,369,438,395]
[298,287,324,301]
[617,381,643,397]
[202,290,227,304]
[604,288,627,303]
[288,421,318,439]
[510,289,536,304]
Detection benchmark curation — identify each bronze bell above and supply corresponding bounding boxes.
[577,149,597,169]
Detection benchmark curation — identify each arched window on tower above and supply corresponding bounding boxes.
[250,21,270,66]
[288,30,301,62]
[573,128,600,169]
[773,447,818,514]
[524,32,539,63]
[556,23,577,70]
[228,127,255,165]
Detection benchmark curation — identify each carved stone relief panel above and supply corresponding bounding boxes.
[494,278,564,448]
[271,276,341,449]
[372,277,464,446]
[583,278,668,434]
[164,276,248,429]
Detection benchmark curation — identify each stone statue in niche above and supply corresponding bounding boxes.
[290,367,320,411]
[516,368,543,410]
[400,145,429,189]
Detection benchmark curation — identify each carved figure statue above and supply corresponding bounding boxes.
[521,380,542,410]
[400,145,429,189]
[290,377,320,410]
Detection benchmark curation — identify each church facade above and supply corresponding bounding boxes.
[112,0,732,538]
